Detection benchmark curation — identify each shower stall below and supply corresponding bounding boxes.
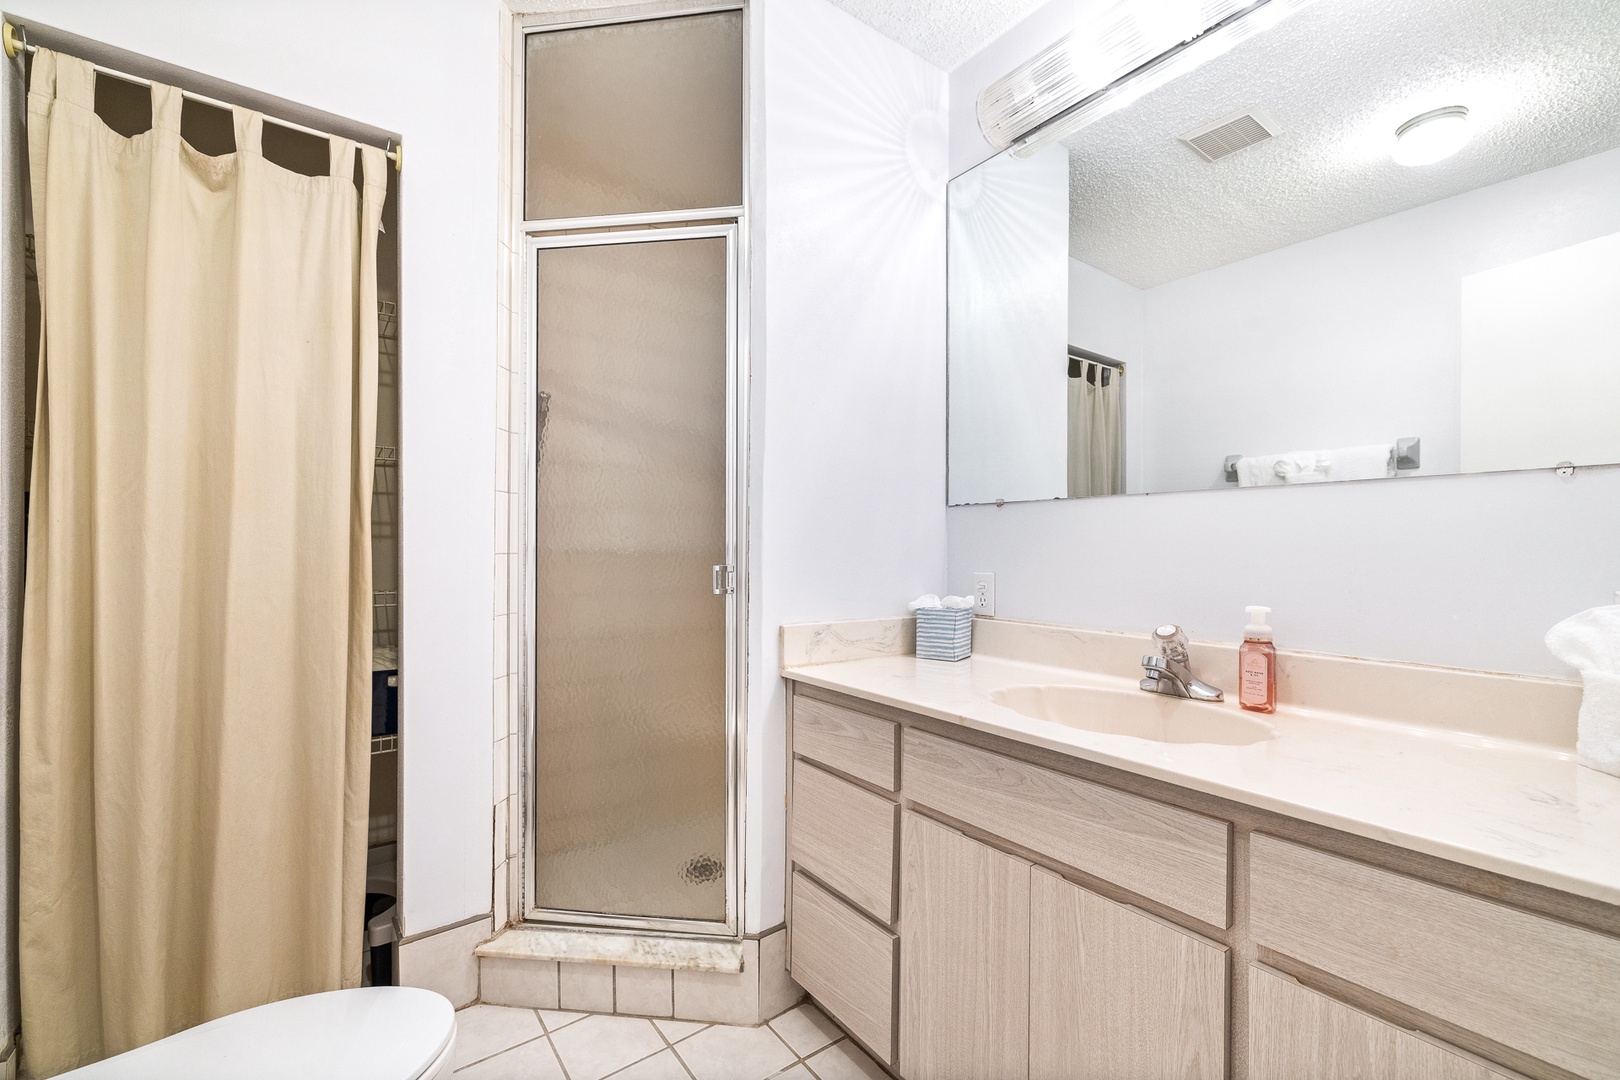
[517,5,746,936]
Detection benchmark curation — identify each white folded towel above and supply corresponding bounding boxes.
[1235,444,1395,487]
[909,593,974,611]
[1546,605,1620,777]
[1323,443,1396,481]
[1236,451,1329,487]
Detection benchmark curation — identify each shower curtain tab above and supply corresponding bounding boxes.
[1,20,402,170]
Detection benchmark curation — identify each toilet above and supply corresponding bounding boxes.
[56,987,456,1080]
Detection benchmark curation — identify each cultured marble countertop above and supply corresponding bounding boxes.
[783,639,1620,909]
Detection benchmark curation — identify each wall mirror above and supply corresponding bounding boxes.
[946,0,1620,505]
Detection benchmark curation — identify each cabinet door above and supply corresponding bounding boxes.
[1029,868,1226,1080]
[1249,965,1518,1080]
[899,811,1031,1080]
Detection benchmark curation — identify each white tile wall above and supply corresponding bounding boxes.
[492,7,526,935]
[475,929,801,1026]
[398,916,494,1009]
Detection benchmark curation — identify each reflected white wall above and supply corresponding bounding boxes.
[1137,146,1620,491]
[948,146,1069,505]
[1462,229,1620,472]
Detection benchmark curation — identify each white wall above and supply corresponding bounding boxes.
[950,463,1620,678]
[751,0,947,929]
[1137,147,1620,491]
[947,4,1620,679]
[948,145,1068,505]
[12,0,500,934]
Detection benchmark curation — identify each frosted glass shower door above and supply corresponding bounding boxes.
[528,227,735,928]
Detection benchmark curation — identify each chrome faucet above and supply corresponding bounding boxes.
[1140,625,1225,701]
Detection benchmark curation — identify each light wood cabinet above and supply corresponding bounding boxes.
[903,727,1230,927]
[789,760,898,923]
[785,684,1618,1080]
[899,811,1031,1080]
[788,871,897,1064]
[793,692,899,790]
[1249,965,1518,1080]
[1251,833,1620,1080]
[1029,867,1227,1080]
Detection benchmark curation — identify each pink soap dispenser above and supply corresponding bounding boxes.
[1238,606,1276,714]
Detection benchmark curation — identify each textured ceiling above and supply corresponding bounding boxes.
[1059,0,1620,287]
[825,0,1050,69]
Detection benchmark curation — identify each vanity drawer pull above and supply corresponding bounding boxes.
[1250,834,1620,1080]
[792,693,899,790]
[790,759,898,923]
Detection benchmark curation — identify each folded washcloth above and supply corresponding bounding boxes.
[1323,443,1395,481]
[909,593,974,611]
[1546,605,1620,777]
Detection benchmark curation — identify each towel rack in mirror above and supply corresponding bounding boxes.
[1224,437,1420,483]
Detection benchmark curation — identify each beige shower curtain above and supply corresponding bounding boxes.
[19,50,386,1076]
[1067,360,1123,498]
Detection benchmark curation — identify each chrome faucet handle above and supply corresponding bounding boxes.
[1152,624,1190,665]
[1141,625,1225,702]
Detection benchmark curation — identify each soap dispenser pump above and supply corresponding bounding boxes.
[1239,606,1276,714]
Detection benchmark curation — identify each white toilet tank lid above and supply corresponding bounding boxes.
[56,987,455,1080]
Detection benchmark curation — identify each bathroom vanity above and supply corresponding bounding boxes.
[781,619,1620,1080]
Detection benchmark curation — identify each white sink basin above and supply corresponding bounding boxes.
[991,683,1274,746]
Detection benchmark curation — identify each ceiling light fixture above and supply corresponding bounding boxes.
[1391,105,1471,166]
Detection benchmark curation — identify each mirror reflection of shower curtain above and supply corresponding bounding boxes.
[1067,359,1123,497]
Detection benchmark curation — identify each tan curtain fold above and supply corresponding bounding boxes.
[19,49,385,1076]
[1067,361,1123,498]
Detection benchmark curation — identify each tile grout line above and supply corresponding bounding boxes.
[531,1006,577,1080]
[459,1004,884,1080]
[544,1030,574,1080]
[648,1016,701,1080]
[454,1030,550,1074]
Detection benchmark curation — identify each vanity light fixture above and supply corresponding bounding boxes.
[982,0,1319,158]
[1391,105,1471,166]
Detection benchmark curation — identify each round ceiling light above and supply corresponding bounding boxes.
[1392,105,1471,167]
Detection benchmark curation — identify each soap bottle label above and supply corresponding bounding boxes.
[1240,651,1270,707]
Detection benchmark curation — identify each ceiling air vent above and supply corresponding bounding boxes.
[1179,106,1279,161]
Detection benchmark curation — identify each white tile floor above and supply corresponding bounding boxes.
[451,1002,891,1080]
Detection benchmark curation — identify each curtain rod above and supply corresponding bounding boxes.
[1068,345,1125,371]
[1,20,402,171]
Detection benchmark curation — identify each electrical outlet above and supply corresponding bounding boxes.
[972,572,996,617]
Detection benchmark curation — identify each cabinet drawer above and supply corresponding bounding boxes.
[790,871,897,1064]
[791,759,898,923]
[1249,966,1516,1080]
[1251,834,1620,1080]
[903,728,1230,926]
[793,692,898,790]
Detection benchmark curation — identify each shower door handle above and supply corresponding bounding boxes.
[712,565,735,595]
